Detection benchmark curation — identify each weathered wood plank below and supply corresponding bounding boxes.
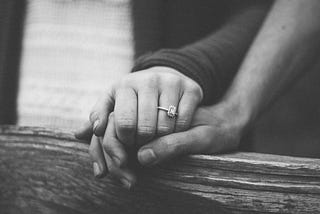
[0,126,320,213]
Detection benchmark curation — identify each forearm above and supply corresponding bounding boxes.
[224,0,320,128]
[133,1,271,104]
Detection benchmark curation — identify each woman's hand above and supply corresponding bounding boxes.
[76,66,203,153]
[90,101,249,188]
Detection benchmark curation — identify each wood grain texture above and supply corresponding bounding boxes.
[0,126,319,214]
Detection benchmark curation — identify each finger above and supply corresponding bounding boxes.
[114,88,137,147]
[136,87,158,146]
[89,136,108,178]
[138,126,209,166]
[104,152,137,190]
[98,135,136,188]
[89,86,115,136]
[174,91,201,133]
[157,80,181,137]
[74,120,93,142]
[102,113,128,168]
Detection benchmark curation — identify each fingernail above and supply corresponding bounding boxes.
[120,178,132,190]
[93,120,99,133]
[138,149,157,165]
[93,162,102,178]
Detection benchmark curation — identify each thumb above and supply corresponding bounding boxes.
[137,126,209,166]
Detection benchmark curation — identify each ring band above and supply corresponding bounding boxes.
[157,105,178,118]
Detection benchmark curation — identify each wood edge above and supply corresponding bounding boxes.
[1,125,320,178]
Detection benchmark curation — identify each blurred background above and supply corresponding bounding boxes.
[18,0,134,130]
[252,61,320,158]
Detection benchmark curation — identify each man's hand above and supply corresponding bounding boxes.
[89,101,248,188]
[136,103,246,166]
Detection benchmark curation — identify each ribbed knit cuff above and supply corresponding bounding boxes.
[132,49,220,104]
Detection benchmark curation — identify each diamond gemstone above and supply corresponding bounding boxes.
[167,105,177,118]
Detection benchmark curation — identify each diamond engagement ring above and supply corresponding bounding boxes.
[157,105,178,118]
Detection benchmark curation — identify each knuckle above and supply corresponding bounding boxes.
[137,125,156,138]
[188,82,201,92]
[129,72,158,87]
[117,81,135,92]
[144,77,158,89]
[186,83,203,100]
[145,72,159,81]
[175,119,190,131]
[116,118,136,133]
[165,75,181,87]
[157,125,173,136]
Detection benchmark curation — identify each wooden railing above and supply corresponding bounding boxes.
[0,126,319,213]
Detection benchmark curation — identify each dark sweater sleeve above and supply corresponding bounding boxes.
[132,2,271,105]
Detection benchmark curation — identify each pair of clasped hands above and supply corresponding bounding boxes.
[75,66,245,189]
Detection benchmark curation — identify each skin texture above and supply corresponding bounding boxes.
[76,0,320,188]
[88,66,203,143]
[88,102,246,186]
[76,66,204,186]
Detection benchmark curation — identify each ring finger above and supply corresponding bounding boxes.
[157,86,181,137]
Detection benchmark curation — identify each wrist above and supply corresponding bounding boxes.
[215,96,255,137]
